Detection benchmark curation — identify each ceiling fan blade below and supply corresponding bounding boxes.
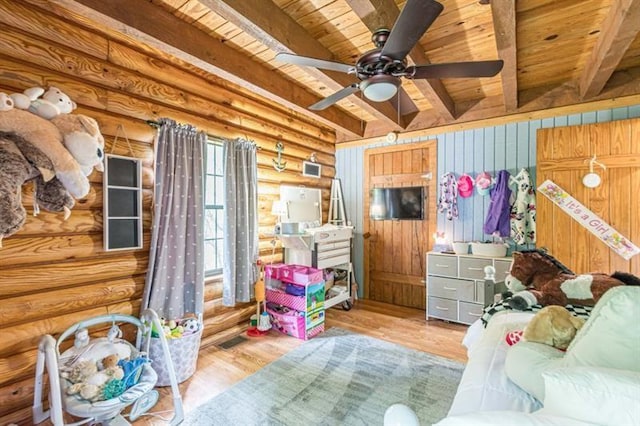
[275,52,354,74]
[380,0,444,61]
[407,60,504,79]
[309,84,360,111]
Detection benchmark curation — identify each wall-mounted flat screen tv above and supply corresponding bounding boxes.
[369,186,425,220]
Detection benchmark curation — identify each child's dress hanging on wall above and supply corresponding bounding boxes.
[510,168,536,244]
[483,170,512,237]
[438,172,459,220]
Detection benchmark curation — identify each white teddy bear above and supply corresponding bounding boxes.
[10,86,77,119]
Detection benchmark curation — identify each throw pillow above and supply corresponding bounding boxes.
[539,366,640,426]
[564,286,640,371]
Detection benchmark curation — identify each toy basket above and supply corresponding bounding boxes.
[146,327,202,386]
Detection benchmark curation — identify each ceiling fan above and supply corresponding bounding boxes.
[276,0,504,111]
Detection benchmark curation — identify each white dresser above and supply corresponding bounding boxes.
[426,252,512,325]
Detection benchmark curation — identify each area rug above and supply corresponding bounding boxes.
[183,327,464,426]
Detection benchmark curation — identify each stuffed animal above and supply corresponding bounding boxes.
[64,355,125,402]
[51,113,104,176]
[503,250,639,310]
[0,93,14,111]
[0,108,103,198]
[10,86,77,119]
[0,132,48,246]
[523,305,586,350]
[0,130,79,246]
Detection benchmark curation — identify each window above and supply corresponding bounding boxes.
[204,139,224,275]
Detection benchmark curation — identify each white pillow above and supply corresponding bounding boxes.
[504,342,564,401]
[564,286,640,371]
[539,366,640,426]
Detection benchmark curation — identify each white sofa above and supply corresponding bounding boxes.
[435,286,640,426]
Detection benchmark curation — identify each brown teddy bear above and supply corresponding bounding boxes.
[0,108,104,199]
[523,305,586,350]
[0,131,75,247]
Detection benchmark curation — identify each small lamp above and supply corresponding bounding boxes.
[361,74,401,102]
[583,155,606,189]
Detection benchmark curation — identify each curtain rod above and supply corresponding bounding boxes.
[146,120,261,149]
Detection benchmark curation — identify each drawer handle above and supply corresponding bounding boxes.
[435,264,449,267]
[443,287,456,291]
[468,267,483,271]
[435,306,449,311]
[467,312,482,317]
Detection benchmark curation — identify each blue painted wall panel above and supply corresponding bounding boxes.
[336,105,640,296]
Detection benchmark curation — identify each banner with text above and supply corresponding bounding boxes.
[538,179,640,260]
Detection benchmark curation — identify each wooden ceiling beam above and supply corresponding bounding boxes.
[339,65,640,143]
[45,0,364,137]
[491,0,518,111]
[345,0,456,122]
[204,0,407,130]
[579,0,640,99]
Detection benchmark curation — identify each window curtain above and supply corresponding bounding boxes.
[223,138,259,306]
[143,118,206,319]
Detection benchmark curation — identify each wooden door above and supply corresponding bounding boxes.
[363,141,437,309]
[537,118,640,275]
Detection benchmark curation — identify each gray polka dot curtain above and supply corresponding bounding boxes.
[143,118,205,320]
[223,138,259,306]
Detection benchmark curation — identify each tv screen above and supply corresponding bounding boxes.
[369,186,425,220]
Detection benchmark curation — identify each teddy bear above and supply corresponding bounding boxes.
[10,132,75,216]
[10,86,77,119]
[64,355,125,402]
[0,129,80,247]
[0,108,104,199]
[523,305,586,350]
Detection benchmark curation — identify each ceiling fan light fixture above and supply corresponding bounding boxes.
[360,74,400,102]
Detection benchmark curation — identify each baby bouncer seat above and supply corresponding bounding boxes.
[33,309,184,425]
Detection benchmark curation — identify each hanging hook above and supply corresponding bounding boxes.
[588,155,606,173]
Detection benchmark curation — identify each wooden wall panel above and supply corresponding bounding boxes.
[337,105,640,295]
[537,118,640,276]
[0,1,335,423]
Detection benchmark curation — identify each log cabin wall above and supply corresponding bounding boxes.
[0,1,335,423]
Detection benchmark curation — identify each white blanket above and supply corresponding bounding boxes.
[447,311,541,417]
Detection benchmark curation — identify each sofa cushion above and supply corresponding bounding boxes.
[539,366,640,426]
[505,286,640,400]
[504,341,564,401]
[564,286,640,371]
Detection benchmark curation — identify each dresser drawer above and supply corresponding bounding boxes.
[427,254,458,277]
[428,297,458,322]
[458,257,493,280]
[428,276,475,302]
[493,258,513,282]
[458,301,484,325]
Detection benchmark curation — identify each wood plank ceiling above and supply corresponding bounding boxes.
[46,0,640,141]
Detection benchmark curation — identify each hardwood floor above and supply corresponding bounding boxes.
[134,300,469,425]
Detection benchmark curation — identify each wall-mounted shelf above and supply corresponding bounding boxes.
[103,154,143,251]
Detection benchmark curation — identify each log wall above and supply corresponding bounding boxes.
[0,1,335,423]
